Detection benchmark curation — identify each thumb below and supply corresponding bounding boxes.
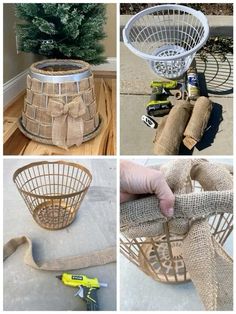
[149,172,175,217]
[159,194,175,218]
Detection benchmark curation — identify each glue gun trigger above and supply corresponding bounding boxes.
[74,286,84,298]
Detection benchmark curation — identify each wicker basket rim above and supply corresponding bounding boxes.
[13,160,92,199]
[18,115,103,146]
[30,59,91,76]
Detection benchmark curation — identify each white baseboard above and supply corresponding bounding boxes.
[3,69,28,108]
[3,57,116,108]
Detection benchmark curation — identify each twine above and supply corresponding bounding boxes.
[30,59,91,76]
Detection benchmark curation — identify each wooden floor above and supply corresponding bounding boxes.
[4,72,116,155]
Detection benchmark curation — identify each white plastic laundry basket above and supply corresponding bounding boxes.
[123,5,209,78]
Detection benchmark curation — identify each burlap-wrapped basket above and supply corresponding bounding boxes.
[19,59,102,149]
[120,159,233,311]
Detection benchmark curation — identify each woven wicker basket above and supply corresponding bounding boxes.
[19,59,102,148]
[13,161,92,230]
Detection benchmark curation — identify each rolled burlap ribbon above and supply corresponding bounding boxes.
[120,159,233,310]
[183,96,212,149]
[153,116,167,144]
[153,100,192,155]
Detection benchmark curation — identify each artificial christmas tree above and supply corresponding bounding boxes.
[15,3,107,149]
[15,3,107,64]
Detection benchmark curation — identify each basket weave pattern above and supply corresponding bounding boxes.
[13,161,92,230]
[20,60,101,148]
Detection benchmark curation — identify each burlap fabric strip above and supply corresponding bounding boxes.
[153,97,212,154]
[4,236,116,271]
[153,100,192,155]
[47,96,86,148]
[120,159,233,310]
[183,97,212,150]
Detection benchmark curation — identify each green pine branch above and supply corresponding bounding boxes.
[15,3,107,64]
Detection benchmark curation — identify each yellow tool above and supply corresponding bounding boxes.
[150,80,178,90]
[56,273,107,311]
[146,80,178,116]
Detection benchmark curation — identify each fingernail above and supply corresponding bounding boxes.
[165,207,174,217]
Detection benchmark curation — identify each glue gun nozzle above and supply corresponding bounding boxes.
[56,275,62,280]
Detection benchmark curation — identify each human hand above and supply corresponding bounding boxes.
[120,160,175,217]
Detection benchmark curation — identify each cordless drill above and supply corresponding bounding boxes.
[56,273,107,311]
[146,80,177,116]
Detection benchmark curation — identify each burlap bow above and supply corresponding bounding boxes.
[48,96,86,148]
[120,160,233,311]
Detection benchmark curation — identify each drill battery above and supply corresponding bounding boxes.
[146,101,173,117]
[146,80,177,117]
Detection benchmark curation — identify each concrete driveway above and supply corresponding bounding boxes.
[120,15,233,155]
[3,158,117,311]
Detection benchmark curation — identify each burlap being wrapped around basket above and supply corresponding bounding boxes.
[120,159,233,310]
[20,60,101,149]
